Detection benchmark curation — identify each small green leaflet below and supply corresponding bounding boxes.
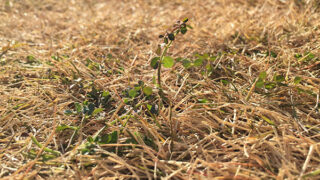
[143,86,153,96]
[259,71,267,80]
[56,124,79,131]
[182,59,192,68]
[294,76,302,84]
[194,59,203,67]
[181,26,187,34]
[274,75,285,83]
[129,89,137,98]
[163,56,174,68]
[168,33,175,41]
[150,57,159,69]
[256,79,264,88]
[92,108,104,116]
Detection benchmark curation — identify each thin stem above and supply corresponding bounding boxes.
[157,41,172,90]
[30,135,61,156]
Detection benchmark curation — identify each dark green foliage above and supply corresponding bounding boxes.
[194,59,204,67]
[164,37,168,44]
[256,79,265,88]
[259,71,267,79]
[294,76,302,84]
[95,131,118,144]
[64,86,112,118]
[266,51,277,58]
[26,55,40,64]
[81,131,118,155]
[274,75,285,83]
[151,57,159,69]
[129,89,137,98]
[182,59,192,68]
[181,27,187,34]
[255,72,289,91]
[168,33,175,41]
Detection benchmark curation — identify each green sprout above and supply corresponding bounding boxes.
[150,18,191,139]
[151,18,191,102]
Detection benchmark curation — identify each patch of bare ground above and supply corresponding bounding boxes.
[1,0,320,179]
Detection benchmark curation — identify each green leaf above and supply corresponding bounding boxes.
[183,17,189,23]
[102,91,110,97]
[267,51,277,58]
[129,89,137,98]
[296,87,304,94]
[147,104,152,110]
[256,79,264,88]
[181,26,187,34]
[274,75,285,83]
[175,57,183,62]
[87,136,94,143]
[92,108,104,116]
[83,100,89,105]
[294,76,302,84]
[182,59,192,68]
[98,131,118,144]
[164,37,168,44]
[305,52,315,61]
[259,71,267,80]
[194,53,202,58]
[26,55,37,64]
[64,110,73,115]
[123,98,130,104]
[150,57,159,69]
[87,103,95,115]
[168,33,175,41]
[206,63,213,72]
[194,59,204,67]
[294,53,302,59]
[75,102,82,113]
[134,85,141,91]
[56,124,79,131]
[163,56,174,68]
[265,82,276,89]
[221,79,229,85]
[197,99,209,103]
[210,56,217,61]
[202,53,209,59]
[143,86,153,96]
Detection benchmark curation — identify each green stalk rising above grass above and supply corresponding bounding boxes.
[151,18,191,104]
[150,18,191,139]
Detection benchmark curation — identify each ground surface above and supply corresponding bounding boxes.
[1,0,320,179]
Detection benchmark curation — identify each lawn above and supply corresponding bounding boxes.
[1,0,320,179]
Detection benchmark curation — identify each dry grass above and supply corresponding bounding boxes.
[1,0,320,179]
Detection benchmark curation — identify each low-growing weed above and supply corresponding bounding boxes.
[150,18,191,138]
